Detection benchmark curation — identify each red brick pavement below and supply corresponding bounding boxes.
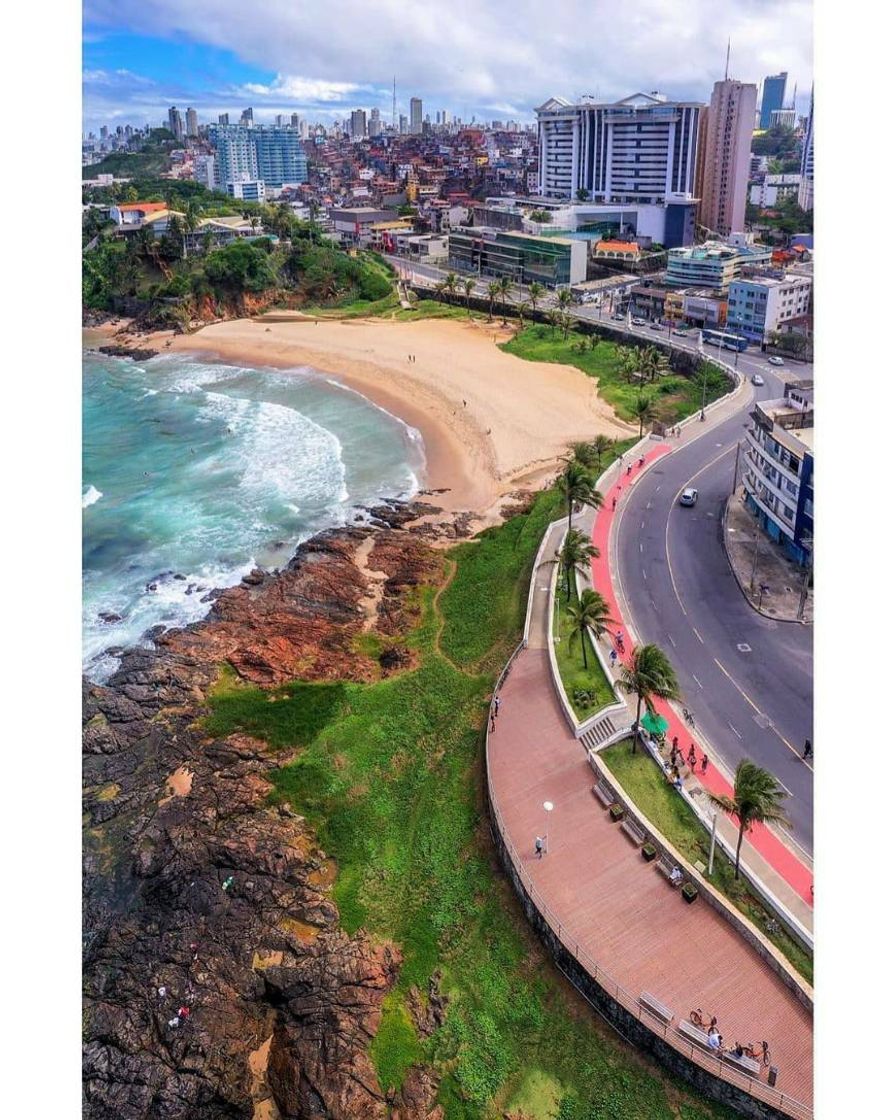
[488,647,813,1111]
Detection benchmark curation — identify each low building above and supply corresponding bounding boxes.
[225,180,266,202]
[569,275,637,304]
[186,215,259,252]
[726,274,813,343]
[447,227,588,287]
[749,174,801,208]
[743,382,813,565]
[109,201,169,227]
[393,232,449,260]
[666,242,739,289]
[593,240,641,265]
[629,283,668,320]
[682,288,728,327]
[329,206,397,246]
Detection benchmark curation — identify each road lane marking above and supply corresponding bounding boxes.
[667,634,677,647]
[640,520,645,529]
[639,542,643,553]
[692,627,703,642]
[727,721,743,739]
[642,568,647,580]
[713,657,807,763]
[692,674,703,688]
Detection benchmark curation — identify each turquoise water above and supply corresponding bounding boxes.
[83,351,425,680]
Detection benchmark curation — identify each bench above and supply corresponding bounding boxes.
[678,1020,716,1053]
[639,991,674,1025]
[591,782,614,808]
[722,1050,761,1076]
[656,856,684,885]
[621,817,647,846]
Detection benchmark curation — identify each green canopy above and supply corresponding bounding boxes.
[641,711,669,735]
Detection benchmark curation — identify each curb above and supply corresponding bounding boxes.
[721,497,813,626]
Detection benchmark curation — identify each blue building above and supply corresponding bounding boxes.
[742,382,813,565]
[759,73,787,130]
[252,128,308,188]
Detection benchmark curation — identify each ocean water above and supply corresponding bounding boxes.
[83,351,425,680]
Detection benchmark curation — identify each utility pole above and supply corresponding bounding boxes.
[731,440,742,495]
[797,534,813,620]
[749,533,760,592]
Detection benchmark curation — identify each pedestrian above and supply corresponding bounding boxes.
[535,836,545,859]
[626,463,632,476]
[803,739,813,760]
[490,715,496,733]
[612,496,617,510]
[672,735,679,752]
[638,455,645,467]
[700,753,708,774]
[609,648,617,669]
[494,695,502,716]
[687,744,697,770]
[463,399,467,407]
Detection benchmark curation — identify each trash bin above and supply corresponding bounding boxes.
[767,1066,779,1088]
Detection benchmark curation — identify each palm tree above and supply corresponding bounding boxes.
[547,308,561,336]
[569,441,599,469]
[567,589,615,669]
[591,434,615,474]
[707,760,792,879]
[642,346,669,383]
[444,272,459,305]
[527,281,545,322]
[560,310,573,340]
[554,528,600,600]
[556,459,604,534]
[434,279,448,302]
[463,277,476,314]
[634,393,657,438]
[556,287,572,314]
[616,644,681,754]
[486,281,500,322]
[497,276,513,326]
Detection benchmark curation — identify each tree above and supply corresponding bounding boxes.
[497,276,513,326]
[546,308,561,336]
[560,310,573,340]
[591,435,614,474]
[556,288,572,314]
[527,281,545,322]
[554,527,601,600]
[463,277,476,314]
[444,272,459,304]
[634,393,657,438]
[486,280,500,322]
[556,459,603,534]
[575,187,589,202]
[616,644,681,754]
[567,589,615,669]
[642,346,669,383]
[707,760,791,879]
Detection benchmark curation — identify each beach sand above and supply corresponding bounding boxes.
[89,315,635,521]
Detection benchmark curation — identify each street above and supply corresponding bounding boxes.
[614,350,814,855]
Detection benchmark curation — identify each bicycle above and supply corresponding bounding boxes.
[741,1041,771,1066]
[682,708,696,727]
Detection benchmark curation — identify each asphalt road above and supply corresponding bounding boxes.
[614,352,814,856]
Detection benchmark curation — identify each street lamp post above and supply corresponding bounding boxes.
[708,810,719,876]
[543,801,554,853]
[749,532,760,592]
[758,583,770,611]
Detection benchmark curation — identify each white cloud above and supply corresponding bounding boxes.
[83,0,813,121]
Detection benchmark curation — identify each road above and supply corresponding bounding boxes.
[614,347,814,855]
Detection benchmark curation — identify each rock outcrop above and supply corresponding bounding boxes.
[83,518,448,1120]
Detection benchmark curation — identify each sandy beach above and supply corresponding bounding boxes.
[88,315,635,520]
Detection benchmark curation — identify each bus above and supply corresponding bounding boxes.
[701,329,749,353]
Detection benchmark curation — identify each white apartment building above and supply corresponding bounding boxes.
[726,274,813,342]
[193,154,217,190]
[535,92,703,204]
[749,174,802,208]
[226,180,266,202]
[666,242,740,289]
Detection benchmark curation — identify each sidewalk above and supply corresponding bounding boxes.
[575,431,814,920]
[724,495,813,623]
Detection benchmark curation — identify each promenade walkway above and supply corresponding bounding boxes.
[489,645,814,1113]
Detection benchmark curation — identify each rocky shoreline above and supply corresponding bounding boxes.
[83,502,472,1119]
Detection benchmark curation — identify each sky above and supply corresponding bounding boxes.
[82,0,813,133]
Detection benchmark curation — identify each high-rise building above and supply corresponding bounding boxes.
[798,88,814,211]
[291,113,300,129]
[252,127,308,186]
[211,125,258,186]
[697,79,758,237]
[399,114,408,135]
[759,72,787,130]
[185,108,198,138]
[410,97,423,134]
[369,108,381,136]
[99,125,108,140]
[240,107,254,127]
[535,92,703,202]
[218,113,230,126]
[769,108,796,130]
[351,109,368,140]
[168,106,184,142]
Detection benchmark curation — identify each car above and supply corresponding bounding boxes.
[649,321,664,331]
[632,317,647,326]
[673,328,690,337]
[768,355,785,366]
[612,313,626,321]
[751,373,765,386]
[679,488,698,507]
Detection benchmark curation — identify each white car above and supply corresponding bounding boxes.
[632,317,647,326]
[679,488,698,507]
[751,374,765,386]
[768,355,785,366]
[673,328,690,337]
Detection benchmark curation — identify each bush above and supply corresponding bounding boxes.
[641,843,657,861]
[609,803,625,822]
[682,882,699,903]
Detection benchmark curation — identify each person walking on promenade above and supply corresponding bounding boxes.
[687,744,697,770]
[535,836,545,859]
[609,648,618,670]
[626,463,633,476]
[803,739,813,760]
[700,753,708,775]
[612,496,617,510]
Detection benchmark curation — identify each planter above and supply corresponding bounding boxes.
[641,843,657,862]
[609,803,625,822]
[681,882,699,904]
